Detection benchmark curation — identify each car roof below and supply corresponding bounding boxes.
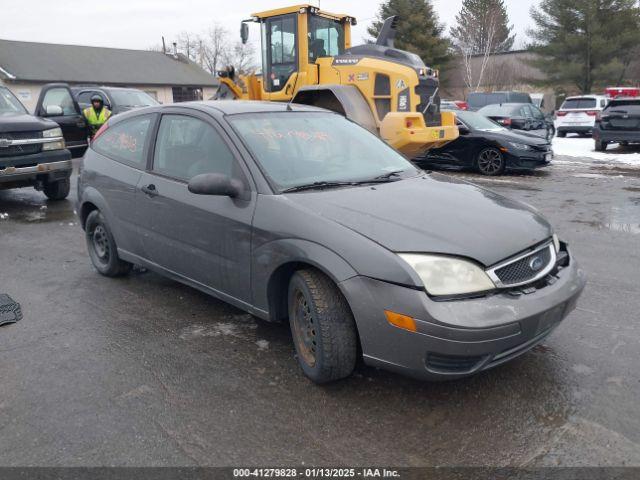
[564,95,605,100]
[198,100,335,115]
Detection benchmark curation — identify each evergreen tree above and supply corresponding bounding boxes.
[451,0,516,54]
[529,0,640,93]
[367,0,452,69]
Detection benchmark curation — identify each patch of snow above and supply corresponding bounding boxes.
[256,339,269,351]
[552,137,640,167]
[0,213,8,220]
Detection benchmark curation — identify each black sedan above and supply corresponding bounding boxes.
[418,111,553,175]
[478,103,554,139]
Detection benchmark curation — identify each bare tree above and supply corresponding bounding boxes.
[200,23,228,75]
[222,41,257,76]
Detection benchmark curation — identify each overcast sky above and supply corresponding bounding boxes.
[2,0,539,52]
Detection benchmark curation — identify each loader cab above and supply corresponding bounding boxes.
[249,5,353,99]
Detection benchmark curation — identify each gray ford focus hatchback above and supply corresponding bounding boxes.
[77,101,585,383]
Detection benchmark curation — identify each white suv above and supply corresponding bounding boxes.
[555,95,609,137]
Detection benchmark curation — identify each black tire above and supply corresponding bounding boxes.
[557,130,567,138]
[476,147,506,176]
[595,140,608,152]
[43,178,70,201]
[288,269,357,383]
[85,210,132,277]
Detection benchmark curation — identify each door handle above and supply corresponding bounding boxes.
[141,184,158,197]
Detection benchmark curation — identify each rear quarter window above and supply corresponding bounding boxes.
[92,114,153,167]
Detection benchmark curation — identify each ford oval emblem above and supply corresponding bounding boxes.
[529,256,544,272]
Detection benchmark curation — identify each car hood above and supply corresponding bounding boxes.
[0,113,58,133]
[286,174,552,267]
[479,128,550,145]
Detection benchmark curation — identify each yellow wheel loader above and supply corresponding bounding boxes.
[216,4,458,157]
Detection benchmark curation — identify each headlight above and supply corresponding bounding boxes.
[399,254,496,296]
[42,140,65,151]
[508,142,532,150]
[42,127,63,138]
[552,234,560,253]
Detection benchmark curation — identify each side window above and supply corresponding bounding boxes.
[531,106,545,119]
[521,105,534,118]
[92,114,153,166]
[152,114,236,181]
[77,91,95,107]
[41,87,77,115]
[601,99,607,108]
[308,16,345,62]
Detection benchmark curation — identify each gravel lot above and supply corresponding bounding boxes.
[1,153,639,467]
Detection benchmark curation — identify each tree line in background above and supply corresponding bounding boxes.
[151,24,256,76]
[370,0,640,94]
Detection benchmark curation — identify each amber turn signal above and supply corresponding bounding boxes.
[384,310,417,332]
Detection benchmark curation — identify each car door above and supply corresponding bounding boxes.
[35,83,88,157]
[88,112,158,258]
[137,110,256,304]
[530,105,551,138]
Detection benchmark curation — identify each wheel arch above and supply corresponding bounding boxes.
[292,84,378,135]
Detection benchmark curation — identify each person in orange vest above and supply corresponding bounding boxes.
[83,94,111,138]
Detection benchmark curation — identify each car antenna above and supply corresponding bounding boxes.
[286,73,301,111]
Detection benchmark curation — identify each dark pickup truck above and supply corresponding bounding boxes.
[593,98,640,151]
[0,84,87,200]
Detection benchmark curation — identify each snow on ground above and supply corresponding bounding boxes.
[552,136,640,167]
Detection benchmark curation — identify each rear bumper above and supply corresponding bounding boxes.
[380,111,459,157]
[557,126,593,134]
[340,250,585,381]
[0,150,72,186]
[593,128,640,143]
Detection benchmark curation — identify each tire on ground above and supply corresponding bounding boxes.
[287,269,358,383]
[85,210,132,277]
[43,178,70,201]
[475,147,506,176]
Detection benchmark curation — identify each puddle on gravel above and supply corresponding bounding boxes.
[571,204,640,234]
[0,192,75,224]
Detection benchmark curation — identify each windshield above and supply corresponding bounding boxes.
[0,87,28,115]
[110,89,158,107]
[229,112,419,191]
[457,111,503,131]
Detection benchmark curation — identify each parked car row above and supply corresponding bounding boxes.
[0,83,159,199]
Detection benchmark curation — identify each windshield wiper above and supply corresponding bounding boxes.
[373,170,404,180]
[281,181,358,193]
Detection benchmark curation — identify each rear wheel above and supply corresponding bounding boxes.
[288,269,357,384]
[595,140,608,152]
[43,178,70,201]
[85,210,132,277]
[476,148,506,176]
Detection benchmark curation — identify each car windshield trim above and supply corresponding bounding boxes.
[227,111,420,194]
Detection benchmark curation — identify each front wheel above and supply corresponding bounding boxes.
[288,269,357,384]
[476,148,506,176]
[85,210,132,277]
[43,178,70,201]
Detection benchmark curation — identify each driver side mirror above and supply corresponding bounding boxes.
[240,22,249,45]
[458,125,470,135]
[45,105,63,116]
[188,173,244,198]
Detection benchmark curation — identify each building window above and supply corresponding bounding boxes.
[172,87,203,103]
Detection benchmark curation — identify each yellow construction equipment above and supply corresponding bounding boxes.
[216,4,458,157]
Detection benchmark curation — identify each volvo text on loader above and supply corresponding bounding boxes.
[215,4,458,157]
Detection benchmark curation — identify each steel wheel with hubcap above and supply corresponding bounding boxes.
[476,148,506,176]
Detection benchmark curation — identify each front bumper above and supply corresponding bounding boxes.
[593,128,640,143]
[0,150,72,186]
[340,250,585,381]
[505,149,553,170]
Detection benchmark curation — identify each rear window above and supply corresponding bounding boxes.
[467,92,506,109]
[605,100,640,113]
[562,98,597,109]
[478,104,518,116]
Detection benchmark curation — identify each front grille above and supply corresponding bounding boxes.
[493,245,553,286]
[426,353,486,373]
[0,131,43,158]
